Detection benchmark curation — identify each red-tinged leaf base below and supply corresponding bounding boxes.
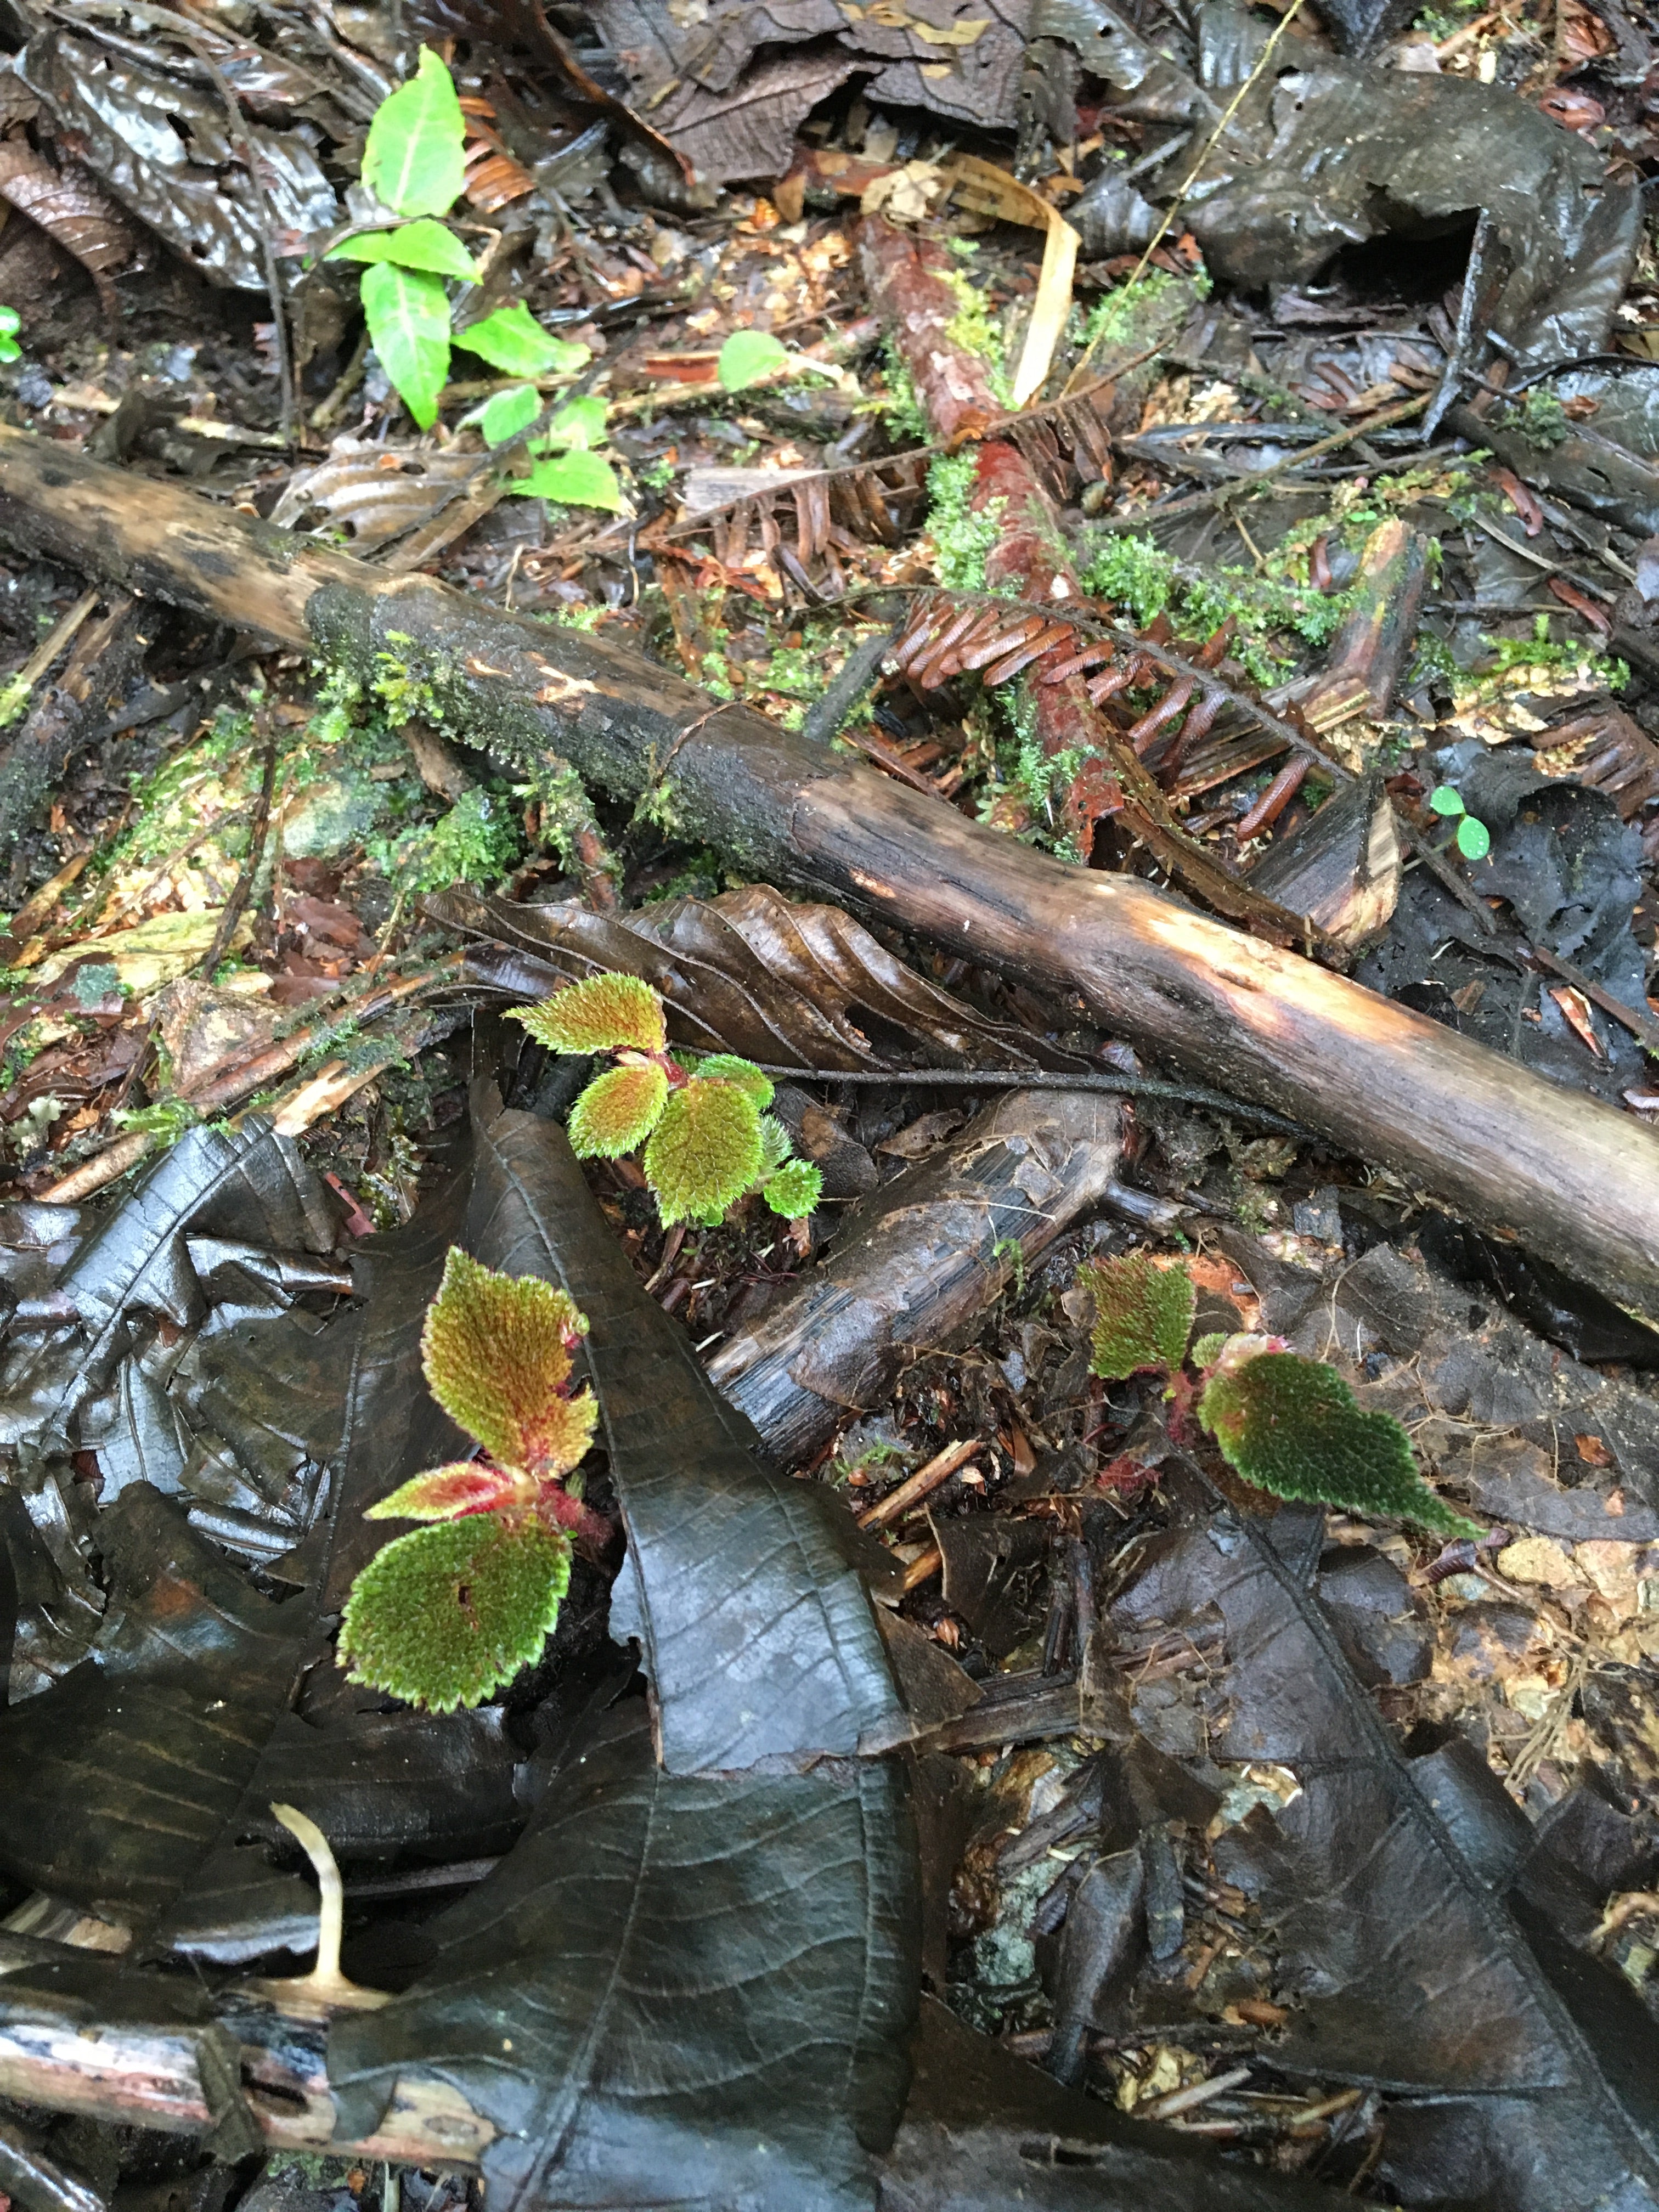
[421,1250,592,1477]
[338,1511,571,1712]
[367,1462,528,1521]
[514,972,667,1056]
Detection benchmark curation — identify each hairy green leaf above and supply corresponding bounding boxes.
[568,1062,670,1158]
[512,973,667,1056]
[718,330,789,390]
[516,447,624,512]
[479,383,540,447]
[1081,1254,1195,1379]
[368,1462,526,1521]
[644,1077,764,1226]
[1199,1347,1478,1536]
[421,1248,595,1476]
[453,302,586,377]
[328,217,478,280]
[360,262,450,430]
[1189,1331,1230,1371]
[757,1114,793,1173]
[338,1513,571,1712]
[763,1158,821,1220]
[362,49,466,219]
[693,1054,774,1107]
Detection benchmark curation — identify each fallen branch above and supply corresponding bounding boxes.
[1,427,1656,1312]
[712,1090,1126,1465]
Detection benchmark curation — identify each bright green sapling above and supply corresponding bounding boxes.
[1080,1252,1477,1536]
[511,973,823,1227]
[337,1250,610,1711]
[326,48,621,506]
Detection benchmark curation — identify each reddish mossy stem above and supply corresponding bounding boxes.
[856,217,1001,445]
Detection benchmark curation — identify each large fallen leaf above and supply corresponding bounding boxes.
[328,1702,919,2212]
[20,32,338,292]
[1111,1490,1659,2209]
[436,883,1086,1071]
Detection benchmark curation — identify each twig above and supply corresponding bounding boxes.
[748,1062,1310,1134]
[856,1438,982,1531]
[1091,394,1431,534]
[198,725,277,979]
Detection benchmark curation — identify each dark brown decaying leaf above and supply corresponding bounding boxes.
[632,45,861,182]
[19,33,339,292]
[435,882,1090,1071]
[0,143,140,312]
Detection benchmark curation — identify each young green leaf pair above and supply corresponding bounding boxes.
[325,50,595,466]
[512,973,823,1227]
[0,306,20,365]
[1081,1253,1477,1537]
[1427,783,1492,862]
[338,1249,610,1711]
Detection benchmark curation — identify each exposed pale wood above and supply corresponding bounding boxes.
[2,425,1657,1312]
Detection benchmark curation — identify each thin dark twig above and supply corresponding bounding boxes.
[199,726,278,979]
[1090,394,1431,535]
[749,1062,1309,1134]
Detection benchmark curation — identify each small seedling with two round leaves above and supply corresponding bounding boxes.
[1427,783,1492,862]
[1080,1252,1478,1536]
[511,973,823,1227]
[337,1250,612,1711]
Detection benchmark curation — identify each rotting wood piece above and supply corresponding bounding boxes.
[0,427,1657,1313]
[712,1091,1126,1465]
[0,1944,494,2167]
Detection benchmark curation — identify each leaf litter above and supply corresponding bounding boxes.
[3,0,1659,2205]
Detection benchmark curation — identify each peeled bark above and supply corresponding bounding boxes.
[712,1091,1125,1464]
[0,425,1656,1313]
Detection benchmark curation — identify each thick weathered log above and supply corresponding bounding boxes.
[712,1091,1125,1464]
[1,424,1657,1313]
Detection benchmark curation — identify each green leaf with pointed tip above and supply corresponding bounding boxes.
[693,1054,774,1107]
[367,1462,523,1520]
[1081,1254,1194,1379]
[511,973,667,1056]
[644,1076,764,1226]
[479,383,540,447]
[1456,814,1491,861]
[1199,1348,1477,1536]
[338,1512,570,1712]
[421,1248,594,1476]
[718,330,789,390]
[1190,1331,1230,1372]
[541,393,608,450]
[362,49,466,219]
[328,217,479,280]
[568,1062,670,1158]
[453,302,586,377]
[516,447,624,512]
[360,262,450,430]
[763,1158,822,1219]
